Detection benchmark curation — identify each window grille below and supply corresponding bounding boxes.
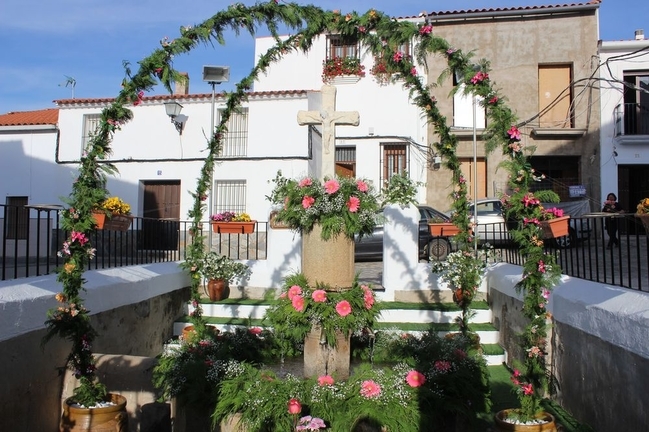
[382,144,408,185]
[82,114,102,153]
[218,108,248,157]
[213,180,247,214]
[326,35,359,60]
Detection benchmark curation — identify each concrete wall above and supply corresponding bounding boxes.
[0,262,191,432]
[487,263,649,432]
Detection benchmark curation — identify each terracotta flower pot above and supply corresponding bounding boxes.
[60,393,128,432]
[540,216,570,239]
[429,222,460,237]
[207,278,228,301]
[211,221,256,234]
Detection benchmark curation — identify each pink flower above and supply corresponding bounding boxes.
[410,67,417,76]
[335,300,352,317]
[507,125,521,141]
[406,370,426,387]
[324,179,340,194]
[248,327,263,335]
[302,196,315,209]
[358,25,366,33]
[542,288,550,300]
[470,71,489,84]
[347,196,360,212]
[288,285,303,300]
[356,179,369,192]
[311,289,327,303]
[538,260,546,273]
[522,383,534,395]
[489,96,499,104]
[318,375,334,386]
[419,24,433,35]
[299,177,312,187]
[360,380,381,398]
[287,398,302,415]
[434,360,451,372]
[454,348,466,360]
[292,296,305,312]
[393,51,404,62]
[364,291,374,309]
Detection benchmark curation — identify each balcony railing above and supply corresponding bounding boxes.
[0,204,267,281]
[614,103,649,136]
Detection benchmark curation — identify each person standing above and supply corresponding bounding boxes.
[602,192,624,248]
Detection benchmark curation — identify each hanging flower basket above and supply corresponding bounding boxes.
[92,211,133,232]
[540,215,570,239]
[211,221,256,234]
[429,222,461,237]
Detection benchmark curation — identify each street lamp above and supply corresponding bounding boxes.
[202,65,230,247]
[164,101,184,134]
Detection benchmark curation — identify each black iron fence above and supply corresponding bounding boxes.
[491,214,649,292]
[0,204,268,281]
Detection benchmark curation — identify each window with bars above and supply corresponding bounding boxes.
[218,108,249,157]
[335,146,356,178]
[382,144,408,185]
[82,114,102,153]
[213,180,247,214]
[5,196,28,240]
[326,35,359,60]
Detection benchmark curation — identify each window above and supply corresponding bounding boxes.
[217,108,248,157]
[382,144,408,185]
[82,114,102,153]
[453,72,486,129]
[5,196,28,240]
[623,71,649,135]
[335,146,356,178]
[213,180,246,214]
[538,64,573,128]
[326,35,359,60]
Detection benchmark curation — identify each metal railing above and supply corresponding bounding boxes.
[0,204,268,281]
[613,103,649,136]
[487,214,649,292]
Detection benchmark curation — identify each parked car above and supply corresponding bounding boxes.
[354,205,453,261]
[461,197,593,248]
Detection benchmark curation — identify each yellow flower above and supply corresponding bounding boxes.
[64,263,76,273]
[101,196,131,215]
[232,212,251,222]
[55,292,66,303]
[637,198,649,215]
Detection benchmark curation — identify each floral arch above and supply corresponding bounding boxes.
[48,1,562,420]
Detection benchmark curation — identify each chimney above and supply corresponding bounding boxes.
[174,72,189,95]
[635,29,644,40]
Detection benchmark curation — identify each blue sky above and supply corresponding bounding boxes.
[0,0,644,114]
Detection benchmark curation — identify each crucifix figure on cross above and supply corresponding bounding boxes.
[297,85,360,180]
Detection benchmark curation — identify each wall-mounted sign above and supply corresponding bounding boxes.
[569,185,587,198]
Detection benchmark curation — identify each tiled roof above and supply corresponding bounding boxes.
[54,90,310,106]
[396,0,601,19]
[0,109,58,126]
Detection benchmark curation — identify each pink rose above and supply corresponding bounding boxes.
[406,370,426,387]
[347,196,360,212]
[335,300,352,317]
[302,196,315,209]
[324,179,340,194]
[311,289,327,303]
[287,398,302,415]
[291,296,305,312]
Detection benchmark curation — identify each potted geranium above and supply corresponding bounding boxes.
[91,196,133,231]
[210,211,256,234]
[321,56,365,83]
[200,252,250,301]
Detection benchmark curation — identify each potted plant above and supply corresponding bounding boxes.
[635,197,649,232]
[428,215,461,237]
[210,211,256,234]
[92,196,133,231]
[200,252,250,301]
[321,56,365,83]
[380,172,421,208]
[538,206,569,239]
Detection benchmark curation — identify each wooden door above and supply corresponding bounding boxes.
[459,158,487,200]
[539,65,572,128]
[140,181,181,250]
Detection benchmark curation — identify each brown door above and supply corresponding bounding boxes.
[459,158,487,200]
[140,180,181,250]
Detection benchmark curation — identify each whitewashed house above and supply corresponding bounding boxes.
[599,29,649,218]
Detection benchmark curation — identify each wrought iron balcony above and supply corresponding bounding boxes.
[614,103,649,138]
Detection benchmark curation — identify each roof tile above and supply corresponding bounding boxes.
[0,109,59,126]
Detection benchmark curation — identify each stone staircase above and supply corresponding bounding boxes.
[172,284,506,366]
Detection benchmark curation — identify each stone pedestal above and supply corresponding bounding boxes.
[303,326,351,380]
[301,224,354,289]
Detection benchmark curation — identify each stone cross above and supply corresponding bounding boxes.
[297,85,360,179]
